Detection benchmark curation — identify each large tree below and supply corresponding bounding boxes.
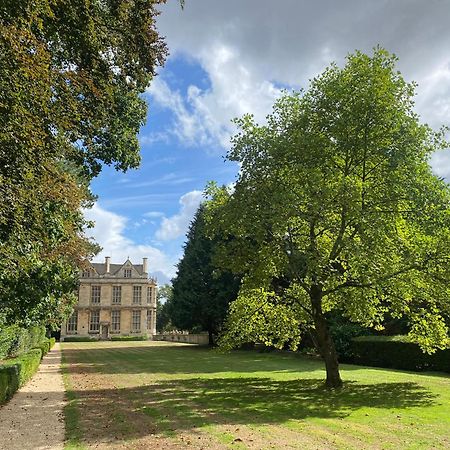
[170,205,241,345]
[206,48,450,388]
[0,0,168,327]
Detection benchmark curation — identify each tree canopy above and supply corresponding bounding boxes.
[206,48,450,387]
[0,0,168,327]
[170,205,241,344]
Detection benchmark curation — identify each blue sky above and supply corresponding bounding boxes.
[86,54,241,283]
[85,0,450,284]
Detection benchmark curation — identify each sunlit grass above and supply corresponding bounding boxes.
[62,341,450,449]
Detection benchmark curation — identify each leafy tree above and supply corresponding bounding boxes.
[156,284,173,332]
[170,205,241,345]
[0,1,168,326]
[206,48,450,388]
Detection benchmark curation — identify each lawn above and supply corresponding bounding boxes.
[61,341,450,449]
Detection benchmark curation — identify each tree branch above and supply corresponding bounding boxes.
[323,262,424,296]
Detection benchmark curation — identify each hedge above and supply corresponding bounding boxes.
[0,325,47,359]
[351,335,450,373]
[49,337,56,349]
[111,335,148,341]
[63,336,97,342]
[0,349,43,404]
[34,338,51,359]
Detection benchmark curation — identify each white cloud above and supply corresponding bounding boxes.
[151,0,450,173]
[143,211,164,218]
[147,49,281,150]
[101,192,179,208]
[139,131,170,146]
[155,190,203,241]
[84,203,176,279]
[415,63,450,129]
[127,172,195,189]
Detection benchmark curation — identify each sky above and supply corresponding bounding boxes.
[84,0,450,285]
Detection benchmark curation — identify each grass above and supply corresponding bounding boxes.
[60,352,87,450]
[61,341,450,449]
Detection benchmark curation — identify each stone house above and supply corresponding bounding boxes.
[60,257,157,341]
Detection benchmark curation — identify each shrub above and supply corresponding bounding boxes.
[351,335,450,373]
[111,335,148,341]
[330,323,373,361]
[0,325,47,360]
[326,311,373,362]
[8,327,31,358]
[0,365,19,404]
[63,336,97,342]
[34,338,50,358]
[28,326,46,348]
[0,326,19,360]
[49,337,56,349]
[0,348,43,404]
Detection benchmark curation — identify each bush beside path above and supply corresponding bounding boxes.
[0,343,66,450]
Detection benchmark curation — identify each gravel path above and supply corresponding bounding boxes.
[0,343,66,450]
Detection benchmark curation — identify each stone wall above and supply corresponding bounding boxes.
[153,333,210,345]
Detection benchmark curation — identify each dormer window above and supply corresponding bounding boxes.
[124,268,132,278]
[82,270,90,278]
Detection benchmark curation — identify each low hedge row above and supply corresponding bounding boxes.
[111,335,148,341]
[35,338,52,359]
[351,335,450,373]
[0,349,43,404]
[63,336,97,342]
[49,337,56,349]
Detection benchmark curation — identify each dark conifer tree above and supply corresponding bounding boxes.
[170,205,240,345]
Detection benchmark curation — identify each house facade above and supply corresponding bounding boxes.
[61,257,157,341]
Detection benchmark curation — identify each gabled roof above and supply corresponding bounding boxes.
[91,262,145,276]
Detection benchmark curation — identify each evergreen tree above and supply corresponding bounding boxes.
[170,205,240,345]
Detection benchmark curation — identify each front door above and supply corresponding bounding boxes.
[101,324,109,339]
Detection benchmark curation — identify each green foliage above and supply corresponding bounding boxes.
[28,326,47,348]
[0,365,18,404]
[0,1,168,327]
[49,337,56,349]
[13,348,43,387]
[110,335,148,341]
[156,284,174,332]
[0,0,167,177]
[35,338,51,358]
[0,348,43,404]
[206,48,450,385]
[7,327,31,359]
[328,312,373,361]
[0,326,21,360]
[0,325,47,359]
[218,286,304,351]
[63,336,97,342]
[170,205,241,344]
[352,335,450,373]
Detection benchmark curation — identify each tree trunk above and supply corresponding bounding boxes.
[310,285,343,388]
[208,329,214,346]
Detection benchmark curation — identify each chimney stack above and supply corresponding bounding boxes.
[142,257,148,274]
[105,256,111,273]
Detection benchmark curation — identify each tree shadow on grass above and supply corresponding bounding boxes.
[69,377,439,446]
